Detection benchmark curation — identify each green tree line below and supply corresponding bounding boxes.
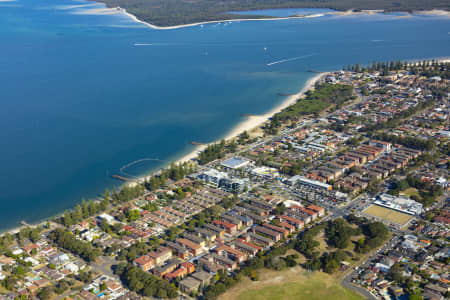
[275,83,354,122]
[48,228,101,262]
[58,184,145,227]
[115,263,178,298]
[145,162,195,190]
[389,175,443,207]
[98,0,450,27]
[372,132,435,151]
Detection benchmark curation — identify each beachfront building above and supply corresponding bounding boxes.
[197,169,248,193]
[198,169,227,187]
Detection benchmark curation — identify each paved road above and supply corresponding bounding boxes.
[341,277,378,300]
[91,255,118,278]
[341,234,400,300]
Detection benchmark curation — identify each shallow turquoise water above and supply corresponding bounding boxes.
[0,0,449,230]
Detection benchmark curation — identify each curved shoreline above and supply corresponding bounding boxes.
[74,2,450,30]
[127,72,326,188]
[1,0,448,233]
[117,7,449,30]
[0,70,319,233]
[120,9,325,30]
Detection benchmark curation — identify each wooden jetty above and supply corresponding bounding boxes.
[307,70,323,74]
[191,141,206,145]
[111,174,132,182]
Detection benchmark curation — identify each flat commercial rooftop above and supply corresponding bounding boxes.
[221,157,250,169]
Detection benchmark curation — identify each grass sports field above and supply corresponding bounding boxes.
[363,204,413,225]
[219,267,364,300]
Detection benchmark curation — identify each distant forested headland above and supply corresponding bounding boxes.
[96,0,450,26]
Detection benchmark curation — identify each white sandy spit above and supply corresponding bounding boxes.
[414,10,450,17]
[118,6,450,31]
[71,7,122,15]
[118,7,449,31]
[54,3,97,10]
[119,7,324,30]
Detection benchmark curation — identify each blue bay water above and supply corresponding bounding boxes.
[0,0,449,230]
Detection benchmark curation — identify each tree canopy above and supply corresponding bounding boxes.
[97,0,450,27]
[48,229,101,262]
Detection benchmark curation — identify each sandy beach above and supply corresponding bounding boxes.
[119,8,324,30]
[119,7,450,31]
[173,73,325,164]
[110,0,330,186]
[133,55,450,180]
[224,73,325,142]
[65,4,450,31]
[3,1,447,233]
[414,9,450,17]
[126,73,326,188]
[72,7,122,15]
[131,55,450,184]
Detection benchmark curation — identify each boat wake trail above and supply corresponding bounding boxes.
[133,43,171,47]
[267,53,316,66]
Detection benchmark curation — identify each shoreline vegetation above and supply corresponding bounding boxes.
[121,10,326,30]
[93,0,450,27]
[173,73,326,167]
[122,72,327,189]
[79,4,450,30]
[114,73,326,187]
